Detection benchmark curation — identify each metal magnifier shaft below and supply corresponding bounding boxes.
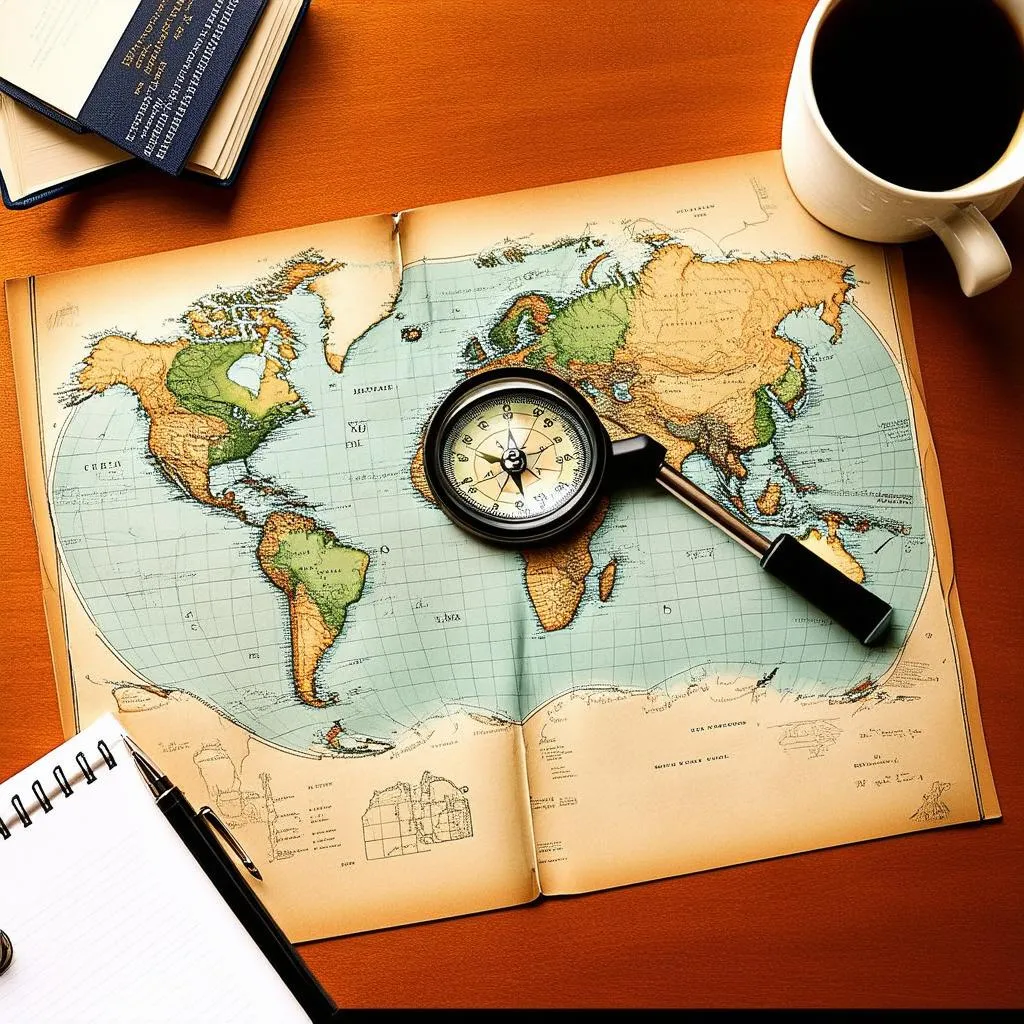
[655,463,770,558]
[654,462,893,646]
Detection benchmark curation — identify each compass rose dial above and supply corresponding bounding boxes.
[423,368,610,546]
[441,389,592,522]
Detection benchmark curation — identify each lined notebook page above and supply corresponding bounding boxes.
[0,716,312,1023]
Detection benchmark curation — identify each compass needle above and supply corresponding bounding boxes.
[427,370,596,540]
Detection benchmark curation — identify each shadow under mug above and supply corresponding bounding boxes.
[781,0,1024,296]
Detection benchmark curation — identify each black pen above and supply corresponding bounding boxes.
[123,736,338,1024]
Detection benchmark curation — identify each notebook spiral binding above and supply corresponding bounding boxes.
[0,739,118,841]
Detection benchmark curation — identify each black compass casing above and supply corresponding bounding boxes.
[422,367,614,548]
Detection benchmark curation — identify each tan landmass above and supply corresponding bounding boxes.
[500,294,553,337]
[522,499,609,631]
[188,310,216,338]
[409,446,609,631]
[581,251,610,287]
[324,345,345,374]
[111,682,171,714]
[478,244,850,479]
[618,245,847,468]
[307,255,406,376]
[252,307,293,342]
[77,335,241,514]
[598,558,618,602]
[598,245,847,473]
[774,452,818,494]
[257,511,340,708]
[280,258,343,295]
[755,480,783,516]
[799,512,865,583]
[258,357,301,411]
[410,445,432,502]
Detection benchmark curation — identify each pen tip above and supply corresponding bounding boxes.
[122,735,169,796]
[251,866,264,881]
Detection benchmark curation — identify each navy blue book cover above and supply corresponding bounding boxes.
[79,0,268,176]
[2,1,312,211]
[0,79,86,134]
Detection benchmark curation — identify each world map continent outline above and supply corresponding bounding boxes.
[68,236,891,713]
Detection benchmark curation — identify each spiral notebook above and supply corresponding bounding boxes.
[0,715,315,1023]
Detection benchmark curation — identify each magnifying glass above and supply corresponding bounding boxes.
[0,929,13,976]
[422,367,893,646]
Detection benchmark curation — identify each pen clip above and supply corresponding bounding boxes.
[198,806,263,881]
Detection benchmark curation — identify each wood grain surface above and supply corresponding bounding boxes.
[1,0,1021,1009]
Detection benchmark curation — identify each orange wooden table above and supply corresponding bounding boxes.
[2,1,1022,1009]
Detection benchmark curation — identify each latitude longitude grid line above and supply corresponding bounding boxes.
[49,264,929,741]
[61,435,922,525]
[78,556,928,629]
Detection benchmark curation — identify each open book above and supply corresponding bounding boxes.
[5,150,998,940]
[0,0,308,208]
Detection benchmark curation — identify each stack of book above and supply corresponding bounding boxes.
[0,0,309,210]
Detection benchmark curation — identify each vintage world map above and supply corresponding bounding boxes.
[51,231,930,754]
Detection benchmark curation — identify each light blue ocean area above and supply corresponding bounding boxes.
[51,244,930,755]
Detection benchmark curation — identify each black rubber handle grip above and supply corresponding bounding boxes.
[759,533,893,645]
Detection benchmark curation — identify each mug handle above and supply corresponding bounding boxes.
[925,204,1012,297]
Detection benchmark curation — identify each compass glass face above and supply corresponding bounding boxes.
[440,387,595,523]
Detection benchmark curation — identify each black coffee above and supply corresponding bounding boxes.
[811,0,1024,192]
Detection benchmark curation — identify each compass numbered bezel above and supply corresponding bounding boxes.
[423,367,611,547]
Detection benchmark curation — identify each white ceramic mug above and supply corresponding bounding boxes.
[782,0,1024,296]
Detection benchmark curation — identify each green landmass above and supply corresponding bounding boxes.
[525,284,635,368]
[769,364,804,408]
[463,338,487,363]
[753,387,776,445]
[271,528,369,630]
[488,294,555,351]
[210,403,302,465]
[165,341,303,466]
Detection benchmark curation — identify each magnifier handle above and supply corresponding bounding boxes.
[760,534,893,646]
[614,437,893,645]
[608,435,667,487]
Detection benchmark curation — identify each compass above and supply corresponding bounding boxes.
[423,367,894,646]
[422,367,617,546]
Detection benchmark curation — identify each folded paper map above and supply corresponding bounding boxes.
[6,150,998,940]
